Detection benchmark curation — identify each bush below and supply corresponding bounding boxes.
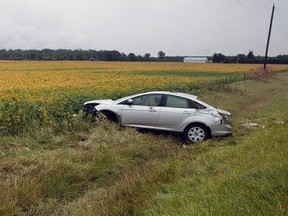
[249,66,274,80]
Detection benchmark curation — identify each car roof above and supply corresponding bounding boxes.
[142,91,198,99]
[116,91,198,102]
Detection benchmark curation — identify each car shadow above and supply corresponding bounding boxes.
[136,128,185,145]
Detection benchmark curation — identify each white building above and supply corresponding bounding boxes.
[183,57,208,63]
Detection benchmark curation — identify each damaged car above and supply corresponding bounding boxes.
[83,91,232,143]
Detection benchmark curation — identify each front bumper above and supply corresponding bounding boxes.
[211,124,232,137]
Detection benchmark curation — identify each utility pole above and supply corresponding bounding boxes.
[264,4,275,71]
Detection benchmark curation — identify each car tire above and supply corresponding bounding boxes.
[99,111,118,123]
[184,124,209,143]
[94,112,108,122]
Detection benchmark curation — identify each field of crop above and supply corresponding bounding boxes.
[0,61,288,215]
[1,61,287,102]
[1,61,288,135]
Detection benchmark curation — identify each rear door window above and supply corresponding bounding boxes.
[165,95,206,109]
[165,95,190,108]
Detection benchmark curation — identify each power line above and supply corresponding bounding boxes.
[269,3,288,36]
[234,0,269,18]
[233,0,287,56]
[234,0,288,36]
[276,7,288,26]
[273,20,288,37]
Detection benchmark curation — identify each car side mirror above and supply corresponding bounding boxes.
[127,99,133,105]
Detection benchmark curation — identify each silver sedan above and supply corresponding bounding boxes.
[83,91,232,143]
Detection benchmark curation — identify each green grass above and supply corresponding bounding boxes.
[0,73,288,215]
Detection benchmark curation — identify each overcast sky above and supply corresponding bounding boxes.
[0,0,287,56]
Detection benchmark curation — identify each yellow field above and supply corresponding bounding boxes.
[1,61,287,103]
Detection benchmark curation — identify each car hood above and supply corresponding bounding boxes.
[216,108,231,116]
[84,99,114,105]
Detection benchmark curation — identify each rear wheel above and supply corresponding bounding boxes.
[184,124,209,143]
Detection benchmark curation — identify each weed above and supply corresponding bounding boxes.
[249,66,275,80]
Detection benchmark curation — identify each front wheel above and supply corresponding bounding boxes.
[97,111,118,123]
[95,112,108,122]
[83,104,97,118]
[184,124,209,143]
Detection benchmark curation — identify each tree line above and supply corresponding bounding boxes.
[0,49,287,64]
[212,51,288,64]
[0,49,166,62]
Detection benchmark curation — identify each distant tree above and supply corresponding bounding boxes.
[127,53,137,61]
[42,49,54,60]
[143,53,151,61]
[0,49,10,59]
[74,49,84,60]
[52,49,66,60]
[276,55,288,64]
[121,53,127,61]
[212,53,225,63]
[9,49,23,60]
[246,50,255,63]
[26,49,42,60]
[237,54,246,63]
[104,50,122,61]
[158,51,165,61]
[137,55,143,61]
[87,49,98,61]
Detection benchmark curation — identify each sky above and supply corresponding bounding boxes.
[0,0,287,57]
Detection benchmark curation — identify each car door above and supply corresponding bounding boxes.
[158,95,197,131]
[121,94,163,128]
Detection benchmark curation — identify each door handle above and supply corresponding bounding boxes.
[149,107,157,112]
[183,111,191,115]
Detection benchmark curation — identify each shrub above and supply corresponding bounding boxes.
[249,66,274,80]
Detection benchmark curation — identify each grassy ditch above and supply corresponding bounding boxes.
[0,73,288,215]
